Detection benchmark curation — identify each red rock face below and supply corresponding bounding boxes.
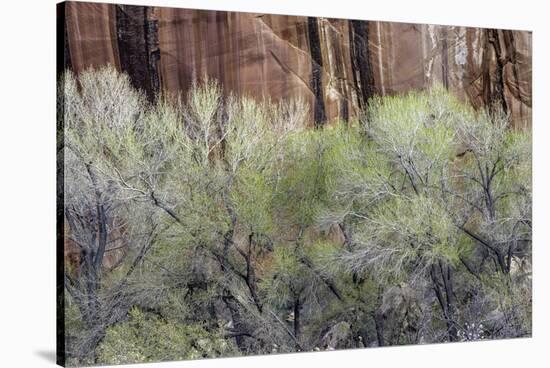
[59,1,532,127]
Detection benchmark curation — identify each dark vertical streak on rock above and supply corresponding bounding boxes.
[115,5,160,100]
[341,96,349,122]
[348,24,361,111]
[349,20,376,110]
[146,7,161,98]
[484,29,508,113]
[307,17,326,127]
[58,3,72,76]
[490,30,508,113]
[481,30,493,109]
[503,31,516,64]
[294,298,301,346]
[327,21,349,122]
[441,27,449,90]
[56,3,67,365]
[505,31,521,100]
[503,31,527,118]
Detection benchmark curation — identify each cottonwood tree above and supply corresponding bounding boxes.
[317,86,531,343]
[60,68,531,365]
[263,128,376,350]
[62,66,313,362]
[61,68,162,363]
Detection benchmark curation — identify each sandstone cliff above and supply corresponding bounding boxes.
[58,1,531,127]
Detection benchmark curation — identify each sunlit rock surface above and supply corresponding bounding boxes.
[59,1,531,127]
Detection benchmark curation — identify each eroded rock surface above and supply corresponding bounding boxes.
[59,2,531,127]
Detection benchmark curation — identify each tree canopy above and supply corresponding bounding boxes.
[60,67,531,366]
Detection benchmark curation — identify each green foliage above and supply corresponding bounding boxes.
[61,68,531,365]
[231,166,274,234]
[97,307,237,365]
[261,245,307,308]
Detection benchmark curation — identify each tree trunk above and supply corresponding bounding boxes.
[293,297,301,348]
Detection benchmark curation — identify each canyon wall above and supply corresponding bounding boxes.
[58,1,532,127]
